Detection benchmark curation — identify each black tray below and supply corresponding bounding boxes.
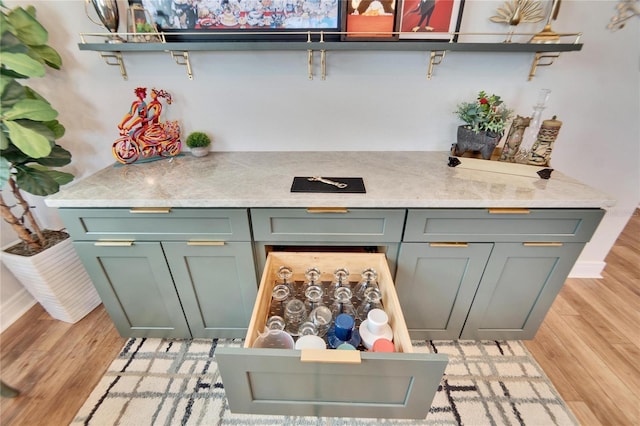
[291,177,366,194]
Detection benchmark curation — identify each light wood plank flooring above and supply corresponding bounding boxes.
[1,210,638,425]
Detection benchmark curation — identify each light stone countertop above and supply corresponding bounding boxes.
[45,151,615,209]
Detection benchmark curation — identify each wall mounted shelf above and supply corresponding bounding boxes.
[79,32,583,81]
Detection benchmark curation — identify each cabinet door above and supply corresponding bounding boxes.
[395,242,492,340]
[460,242,585,340]
[163,242,257,338]
[73,241,191,338]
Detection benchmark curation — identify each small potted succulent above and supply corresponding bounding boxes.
[186,131,211,157]
[454,91,513,159]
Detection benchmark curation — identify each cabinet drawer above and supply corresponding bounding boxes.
[59,208,251,241]
[250,208,406,242]
[404,208,604,243]
[216,252,447,419]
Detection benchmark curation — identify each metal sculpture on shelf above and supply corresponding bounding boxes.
[490,0,545,42]
[113,87,182,164]
[530,0,562,43]
[84,0,122,42]
[607,0,639,30]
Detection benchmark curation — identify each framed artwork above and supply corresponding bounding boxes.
[397,0,464,41]
[140,0,342,41]
[341,0,400,41]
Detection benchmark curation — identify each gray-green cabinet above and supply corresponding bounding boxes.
[73,241,191,338]
[59,208,257,339]
[163,242,257,338]
[395,242,493,340]
[395,208,605,340]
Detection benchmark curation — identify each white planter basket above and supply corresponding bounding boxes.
[1,237,101,323]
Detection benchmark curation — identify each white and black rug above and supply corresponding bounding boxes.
[73,339,577,425]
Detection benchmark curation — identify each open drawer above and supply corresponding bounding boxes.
[216,252,448,419]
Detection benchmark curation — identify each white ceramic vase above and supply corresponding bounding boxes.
[1,237,101,323]
[190,147,210,157]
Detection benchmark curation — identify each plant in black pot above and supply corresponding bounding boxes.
[454,91,513,160]
[0,3,100,323]
[186,131,211,157]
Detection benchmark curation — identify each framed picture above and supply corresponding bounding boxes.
[140,0,342,41]
[397,0,464,41]
[341,0,400,41]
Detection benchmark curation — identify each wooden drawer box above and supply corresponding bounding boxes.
[250,208,406,242]
[403,208,605,243]
[216,252,448,419]
[59,208,251,241]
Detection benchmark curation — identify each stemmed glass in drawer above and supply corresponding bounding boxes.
[302,267,321,298]
[276,265,296,295]
[356,287,383,321]
[271,283,293,318]
[331,267,350,290]
[354,268,378,301]
[330,286,357,320]
[304,284,324,313]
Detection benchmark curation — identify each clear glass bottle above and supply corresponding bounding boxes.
[515,89,551,163]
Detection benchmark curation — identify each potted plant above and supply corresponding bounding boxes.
[454,90,513,159]
[0,3,100,323]
[186,131,212,157]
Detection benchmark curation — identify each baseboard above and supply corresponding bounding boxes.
[0,288,36,333]
[568,261,606,279]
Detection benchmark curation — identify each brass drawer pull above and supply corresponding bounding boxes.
[94,241,134,247]
[305,207,349,214]
[129,207,172,214]
[300,349,361,364]
[187,241,225,246]
[523,242,564,247]
[488,208,531,214]
[430,242,469,248]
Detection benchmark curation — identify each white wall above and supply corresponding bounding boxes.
[2,0,639,324]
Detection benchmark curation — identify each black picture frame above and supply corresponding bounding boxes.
[140,0,342,42]
[341,0,400,42]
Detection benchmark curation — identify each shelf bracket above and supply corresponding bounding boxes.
[99,52,127,80]
[170,51,193,80]
[427,50,446,80]
[528,52,561,80]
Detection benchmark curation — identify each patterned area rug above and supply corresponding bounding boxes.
[73,339,577,425]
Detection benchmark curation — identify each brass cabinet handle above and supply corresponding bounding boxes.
[187,241,225,246]
[430,242,469,247]
[129,207,172,214]
[488,208,531,214]
[94,241,134,247]
[305,207,349,214]
[523,242,564,247]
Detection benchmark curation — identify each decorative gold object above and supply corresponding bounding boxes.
[490,0,545,42]
[608,0,639,31]
[527,116,562,166]
[530,0,562,43]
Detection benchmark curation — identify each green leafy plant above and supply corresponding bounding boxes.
[455,90,513,135]
[186,131,211,148]
[0,2,74,252]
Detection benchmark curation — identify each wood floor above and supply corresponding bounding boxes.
[1,211,638,425]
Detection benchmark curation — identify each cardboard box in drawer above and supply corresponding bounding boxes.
[216,252,448,419]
